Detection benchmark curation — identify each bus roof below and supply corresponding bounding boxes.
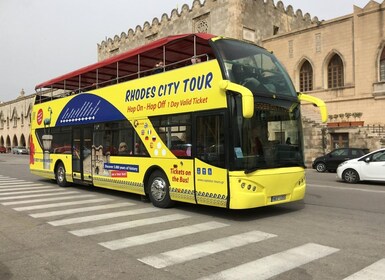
[35,33,215,91]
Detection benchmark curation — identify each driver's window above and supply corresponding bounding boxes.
[372,151,385,162]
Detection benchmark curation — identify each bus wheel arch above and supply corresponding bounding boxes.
[144,167,174,208]
[55,160,69,187]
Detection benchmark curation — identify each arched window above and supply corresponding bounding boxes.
[380,47,385,81]
[328,54,344,88]
[299,60,313,92]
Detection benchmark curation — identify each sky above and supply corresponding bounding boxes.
[0,0,377,102]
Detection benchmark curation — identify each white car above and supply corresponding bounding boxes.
[11,146,29,155]
[337,148,385,183]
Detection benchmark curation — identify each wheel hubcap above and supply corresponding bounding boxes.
[316,164,325,172]
[344,170,356,183]
[57,167,65,183]
[151,177,166,201]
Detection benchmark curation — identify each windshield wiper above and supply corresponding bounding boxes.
[244,167,259,174]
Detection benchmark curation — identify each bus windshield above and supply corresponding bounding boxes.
[214,39,297,98]
[212,38,303,171]
[232,97,304,172]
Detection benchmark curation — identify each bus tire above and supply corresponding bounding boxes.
[147,171,174,208]
[56,162,69,187]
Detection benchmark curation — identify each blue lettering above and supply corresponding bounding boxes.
[197,75,204,90]
[205,72,213,88]
[174,81,180,94]
[183,78,189,92]
[158,85,164,97]
[189,77,196,91]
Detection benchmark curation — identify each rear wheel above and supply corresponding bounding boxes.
[56,162,69,187]
[147,171,174,208]
[342,169,360,184]
[315,162,326,172]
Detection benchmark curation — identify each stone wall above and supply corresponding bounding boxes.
[97,0,319,60]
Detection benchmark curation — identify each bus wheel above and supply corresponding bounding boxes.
[56,163,69,187]
[147,171,174,208]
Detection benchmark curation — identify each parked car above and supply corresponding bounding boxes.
[0,146,6,153]
[312,148,369,172]
[11,146,29,154]
[337,148,385,183]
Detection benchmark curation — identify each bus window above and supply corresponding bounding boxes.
[196,115,225,167]
[151,113,192,158]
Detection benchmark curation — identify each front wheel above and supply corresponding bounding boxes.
[56,162,69,187]
[315,162,326,172]
[342,169,360,184]
[147,171,174,208]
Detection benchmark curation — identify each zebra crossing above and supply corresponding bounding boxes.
[1,174,384,279]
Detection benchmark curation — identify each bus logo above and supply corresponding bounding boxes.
[37,109,43,125]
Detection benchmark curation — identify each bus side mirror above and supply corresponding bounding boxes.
[297,92,328,123]
[219,80,254,118]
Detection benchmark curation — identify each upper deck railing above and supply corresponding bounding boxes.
[35,34,215,104]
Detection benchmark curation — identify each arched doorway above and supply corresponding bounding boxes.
[20,134,26,147]
[6,135,11,152]
[12,134,18,147]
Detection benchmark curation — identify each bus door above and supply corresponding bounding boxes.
[194,113,228,208]
[72,126,93,182]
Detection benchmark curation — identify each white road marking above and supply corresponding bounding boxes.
[308,184,385,194]
[31,202,136,218]
[70,213,190,237]
[198,243,339,280]
[343,258,385,280]
[99,221,229,250]
[2,194,96,205]
[48,207,160,226]
[0,189,64,196]
[139,230,277,269]
[13,198,113,211]
[0,186,53,192]
[0,191,79,201]
[0,183,44,189]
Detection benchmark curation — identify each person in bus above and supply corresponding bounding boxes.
[153,61,164,74]
[130,142,147,155]
[286,137,292,145]
[118,142,129,155]
[191,57,201,64]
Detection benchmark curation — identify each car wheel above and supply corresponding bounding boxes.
[342,169,360,184]
[315,162,327,172]
[56,162,69,187]
[147,171,174,208]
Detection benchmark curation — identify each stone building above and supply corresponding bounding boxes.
[0,90,34,152]
[262,0,385,161]
[2,0,384,165]
[98,0,320,61]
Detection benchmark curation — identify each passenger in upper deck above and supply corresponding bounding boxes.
[191,57,202,64]
[153,61,164,74]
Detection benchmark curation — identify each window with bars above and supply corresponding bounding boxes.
[327,54,344,89]
[299,60,313,92]
[380,47,385,81]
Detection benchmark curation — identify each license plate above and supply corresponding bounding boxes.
[271,195,286,202]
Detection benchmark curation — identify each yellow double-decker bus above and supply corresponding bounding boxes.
[30,33,327,209]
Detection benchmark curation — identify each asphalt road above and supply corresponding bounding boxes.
[0,153,384,280]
